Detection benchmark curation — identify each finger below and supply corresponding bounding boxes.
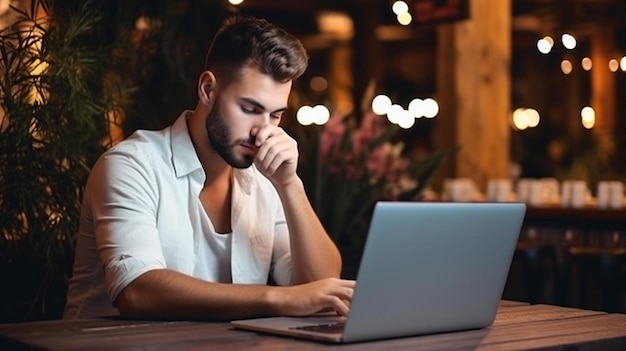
[328,296,350,317]
[254,131,285,163]
[257,140,295,175]
[254,136,280,168]
[263,144,295,175]
[261,154,282,177]
[254,124,280,146]
[341,286,354,301]
[316,307,335,313]
[327,285,354,304]
[338,279,357,288]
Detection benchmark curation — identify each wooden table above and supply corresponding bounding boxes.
[1,301,625,350]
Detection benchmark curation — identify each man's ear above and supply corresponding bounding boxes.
[198,70,217,106]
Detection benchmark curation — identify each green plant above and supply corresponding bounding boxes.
[549,133,623,188]
[0,0,124,321]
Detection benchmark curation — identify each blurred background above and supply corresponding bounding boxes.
[2,0,626,322]
[4,0,626,188]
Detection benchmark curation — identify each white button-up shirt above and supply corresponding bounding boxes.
[64,112,292,319]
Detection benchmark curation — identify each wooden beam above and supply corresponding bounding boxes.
[433,0,512,191]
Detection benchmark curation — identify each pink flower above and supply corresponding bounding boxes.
[351,111,386,156]
[319,113,345,163]
[315,108,421,199]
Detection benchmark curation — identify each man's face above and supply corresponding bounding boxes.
[206,65,292,168]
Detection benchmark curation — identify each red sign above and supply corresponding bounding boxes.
[413,0,470,24]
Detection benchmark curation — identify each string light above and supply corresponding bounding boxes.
[581,106,595,129]
[392,1,409,15]
[309,76,328,92]
[372,95,392,115]
[536,37,553,54]
[512,108,540,130]
[296,105,330,126]
[561,60,573,74]
[561,33,577,49]
[397,12,412,25]
[392,0,411,25]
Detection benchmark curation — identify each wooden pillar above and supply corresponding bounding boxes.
[329,44,354,116]
[590,24,616,156]
[433,0,511,191]
[350,5,381,117]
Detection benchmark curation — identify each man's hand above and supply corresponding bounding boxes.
[252,125,298,186]
[268,278,356,317]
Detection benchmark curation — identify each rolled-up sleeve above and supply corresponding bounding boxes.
[88,147,167,302]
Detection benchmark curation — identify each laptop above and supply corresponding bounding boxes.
[231,201,526,343]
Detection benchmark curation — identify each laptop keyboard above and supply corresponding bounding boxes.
[290,322,346,334]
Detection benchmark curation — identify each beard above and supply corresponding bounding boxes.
[206,97,255,169]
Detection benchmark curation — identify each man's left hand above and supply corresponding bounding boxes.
[252,124,299,186]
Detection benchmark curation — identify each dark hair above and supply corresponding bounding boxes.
[204,16,308,84]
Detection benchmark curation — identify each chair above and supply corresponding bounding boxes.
[512,227,559,304]
[567,230,626,313]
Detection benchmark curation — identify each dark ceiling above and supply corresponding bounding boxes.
[224,0,626,50]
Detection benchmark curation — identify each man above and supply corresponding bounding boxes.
[64,16,354,320]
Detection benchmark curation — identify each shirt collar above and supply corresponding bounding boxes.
[171,110,256,195]
[171,111,202,178]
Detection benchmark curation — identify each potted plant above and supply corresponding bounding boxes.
[0,0,124,321]
[294,107,456,278]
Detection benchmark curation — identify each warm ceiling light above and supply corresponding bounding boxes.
[386,104,404,124]
[561,60,573,74]
[525,108,540,128]
[408,98,424,118]
[512,108,529,130]
[581,106,595,129]
[392,1,409,15]
[561,33,577,49]
[372,95,392,115]
[310,76,328,92]
[543,36,554,46]
[422,98,439,118]
[296,106,314,126]
[397,12,412,25]
[537,38,552,54]
[312,105,330,125]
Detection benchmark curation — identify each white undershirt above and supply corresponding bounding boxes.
[196,209,233,283]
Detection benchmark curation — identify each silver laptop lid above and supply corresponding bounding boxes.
[342,201,526,343]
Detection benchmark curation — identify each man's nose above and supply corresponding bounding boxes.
[253,113,271,127]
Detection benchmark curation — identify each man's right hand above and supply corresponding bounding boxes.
[267,278,356,317]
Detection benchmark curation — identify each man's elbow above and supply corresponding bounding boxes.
[114,285,143,317]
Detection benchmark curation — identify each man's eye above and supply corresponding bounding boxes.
[241,105,257,114]
[270,114,282,120]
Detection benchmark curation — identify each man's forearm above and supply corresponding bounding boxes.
[275,177,342,284]
[115,269,355,320]
[115,269,276,321]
